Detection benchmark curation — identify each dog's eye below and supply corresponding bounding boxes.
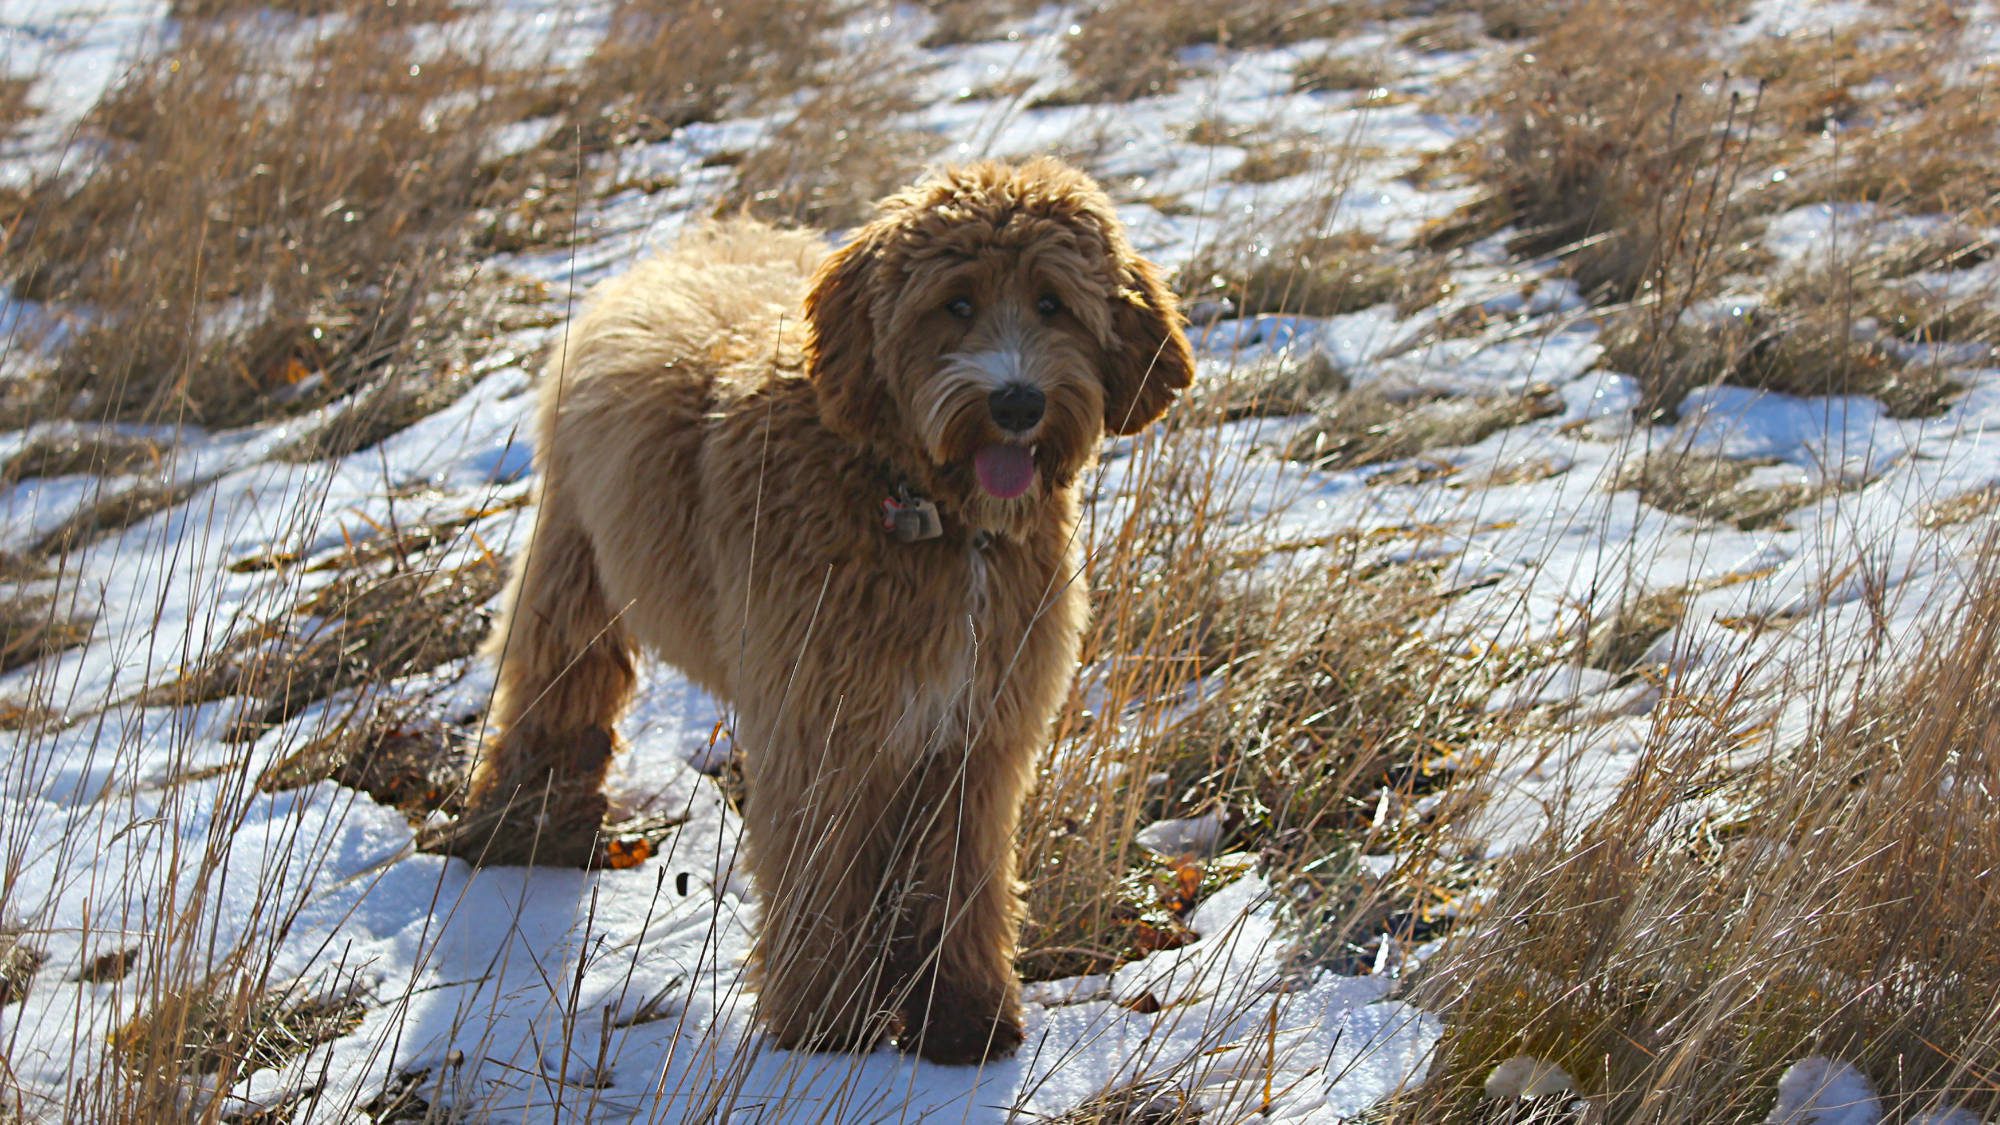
[945,297,975,320]
[1035,294,1063,317]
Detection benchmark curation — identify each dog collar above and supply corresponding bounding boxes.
[881,484,943,543]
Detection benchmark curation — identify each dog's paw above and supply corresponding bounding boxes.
[898,996,1023,1065]
[417,799,606,869]
[764,1008,898,1056]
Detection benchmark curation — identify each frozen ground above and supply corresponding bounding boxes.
[2,1,1997,1120]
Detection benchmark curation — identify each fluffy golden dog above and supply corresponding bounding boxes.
[442,159,1193,1064]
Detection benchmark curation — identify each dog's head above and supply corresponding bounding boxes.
[804,158,1194,526]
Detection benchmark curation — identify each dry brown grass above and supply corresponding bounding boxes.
[30,477,208,558]
[0,20,539,426]
[1049,0,1357,104]
[257,703,473,822]
[1402,536,2000,1119]
[0,432,163,483]
[1919,484,2000,530]
[1614,451,1822,531]
[917,0,1043,47]
[1017,423,1508,985]
[271,271,556,463]
[569,0,840,151]
[1293,52,1388,93]
[1282,384,1563,471]
[0,76,32,136]
[0,928,47,1006]
[145,544,503,740]
[1582,587,1686,673]
[715,67,934,229]
[1469,0,1750,302]
[1226,135,1322,184]
[1787,61,2000,216]
[1599,279,1964,422]
[1180,230,1454,319]
[113,976,368,1102]
[1191,348,1350,422]
[0,592,92,674]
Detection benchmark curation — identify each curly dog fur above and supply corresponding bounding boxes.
[442,158,1193,1064]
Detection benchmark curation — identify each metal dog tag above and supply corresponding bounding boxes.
[882,493,943,542]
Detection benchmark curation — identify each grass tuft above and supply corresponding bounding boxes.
[1405,536,2000,1118]
[0,929,47,1006]
[0,433,163,483]
[31,478,207,558]
[0,591,93,674]
[572,0,839,151]
[1582,587,1686,673]
[1293,52,1387,94]
[1050,0,1355,105]
[1179,230,1454,320]
[1600,291,1963,422]
[1282,385,1562,471]
[1462,0,1751,301]
[114,978,368,1081]
[717,69,933,229]
[145,550,503,740]
[1614,451,1822,530]
[1,19,531,426]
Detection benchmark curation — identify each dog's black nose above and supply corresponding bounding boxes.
[988,383,1045,433]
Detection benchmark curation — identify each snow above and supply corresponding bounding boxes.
[1766,1058,1882,1125]
[3,0,1997,1117]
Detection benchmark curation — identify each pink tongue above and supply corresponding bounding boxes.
[974,444,1035,499]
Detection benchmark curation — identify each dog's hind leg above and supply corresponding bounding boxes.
[446,506,636,867]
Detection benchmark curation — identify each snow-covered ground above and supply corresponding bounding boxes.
[3,0,1997,1120]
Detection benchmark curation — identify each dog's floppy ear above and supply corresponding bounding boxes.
[1102,253,1195,436]
[804,225,890,440]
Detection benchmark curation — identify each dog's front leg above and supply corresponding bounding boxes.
[888,740,1032,1065]
[740,730,906,1053]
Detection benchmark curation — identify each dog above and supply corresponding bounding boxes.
[439,158,1194,1064]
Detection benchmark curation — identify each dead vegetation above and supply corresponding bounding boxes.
[257,704,474,822]
[1402,537,2000,1120]
[1599,283,1964,423]
[1293,52,1388,94]
[1190,348,1349,422]
[30,477,209,558]
[1179,230,1454,319]
[917,0,1043,47]
[1282,384,1563,472]
[0,591,93,674]
[144,546,503,740]
[1226,135,1320,184]
[0,76,32,135]
[0,432,163,483]
[715,68,934,229]
[0,19,532,426]
[1614,450,1821,530]
[1582,587,1686,673]
[114,977,368,1085]
[1919,484,2000,530]
[569,0,840,152]
[1049,0,1356,104]
[0,929,46,1006]
[1451,0,1750,301]
[1019,424,1508,983]
[271,271,554,463]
